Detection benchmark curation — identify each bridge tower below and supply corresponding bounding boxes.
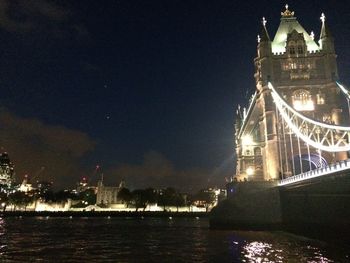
[235,5,348,182]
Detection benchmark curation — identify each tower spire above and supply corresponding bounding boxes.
[319,12,334,52]
[320,12,332,39]
[259,17,270,42]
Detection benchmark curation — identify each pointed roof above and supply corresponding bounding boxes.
[320,13,332,39]
[259,17,270,42]
[271,5,320,54]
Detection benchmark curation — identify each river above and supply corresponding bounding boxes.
[0,217,348,262]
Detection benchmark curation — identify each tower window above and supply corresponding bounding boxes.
[289,46,295,55]
[316,93,325,104]
[254,147,261,156]
[297,46,304,55]
[292,90,314,111]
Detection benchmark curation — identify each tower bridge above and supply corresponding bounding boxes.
[234,5,350,186]
[211,5,350,235]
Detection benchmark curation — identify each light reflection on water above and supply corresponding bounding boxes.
[0,217,348,262]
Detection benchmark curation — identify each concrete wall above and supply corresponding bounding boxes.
[280,172,350,229]
[212,173,350,237]
[211,182,282,229]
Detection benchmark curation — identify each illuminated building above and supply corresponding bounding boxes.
[19,175,34,192]
[96,179,125,205]
[0,152,15,186]
[234,6,348,181]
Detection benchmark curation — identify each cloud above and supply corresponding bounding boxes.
[0,110,229,191]
[0,0,88,40]
[105,151,229,192]
[0,109,95,188]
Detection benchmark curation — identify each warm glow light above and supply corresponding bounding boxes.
[268,82,350,129]
[246,167,255,176]
[268,82,350,152]
[242,135,253,146]
[293,100,314,111]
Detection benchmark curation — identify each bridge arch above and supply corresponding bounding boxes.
[292,154,328,175]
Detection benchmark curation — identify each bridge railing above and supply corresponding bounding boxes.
[278,159,350,186]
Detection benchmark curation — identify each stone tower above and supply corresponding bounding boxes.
[234,5,347,182]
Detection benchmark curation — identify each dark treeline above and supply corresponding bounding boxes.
[117,187,216,212]
[0,185,216,212]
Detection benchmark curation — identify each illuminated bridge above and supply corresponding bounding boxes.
[233,6,350,188]
[211,5,350,235]
[269,82,350,186]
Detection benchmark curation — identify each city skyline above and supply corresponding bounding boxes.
[1,1,350,190]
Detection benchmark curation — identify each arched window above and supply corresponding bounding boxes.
[288,41,296,55]
[289,46,295,55]
[292,90,314,111]
[297,45,304,55]
[297,40,305,55]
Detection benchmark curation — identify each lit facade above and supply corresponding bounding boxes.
[234,6,348,181]
[96,180,125,205]
[0,152,15,186]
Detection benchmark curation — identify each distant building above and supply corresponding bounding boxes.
[96,179,124,205]
[18,175,34,192]
[0,152,15,186]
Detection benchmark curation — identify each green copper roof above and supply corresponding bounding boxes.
[271,16,320,54]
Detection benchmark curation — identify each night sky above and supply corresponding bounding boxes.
[1,0,350,191]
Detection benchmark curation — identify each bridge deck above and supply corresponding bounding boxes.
[278,159,350,186]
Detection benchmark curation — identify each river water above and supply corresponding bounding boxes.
[0,217,349,262]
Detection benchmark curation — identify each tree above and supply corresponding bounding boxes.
[132,189,147,211]
[0,192,8,212]
[174,193,186,212]
[70,189,97,208]
[8,191,31,211]
[117,187,132,207]
[144,188,158,205]
[158,187,177,211]
[39,190,55,203]
[78,188,96,205]
[55,190,75,203]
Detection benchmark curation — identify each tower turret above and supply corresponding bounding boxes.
[259,17,270,42]
[255,17,272,87]
[319,13,335,53]
[257,17,271,58]
[318,13,338,80]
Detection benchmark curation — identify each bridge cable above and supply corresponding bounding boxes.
[268,82,350,152]
[275,101,284,179]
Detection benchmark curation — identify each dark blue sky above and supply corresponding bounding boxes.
[1,0,350,190]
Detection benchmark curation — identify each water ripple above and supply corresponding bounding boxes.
[0,217,348,262]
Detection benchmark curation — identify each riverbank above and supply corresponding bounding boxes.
[0,210,208,218]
